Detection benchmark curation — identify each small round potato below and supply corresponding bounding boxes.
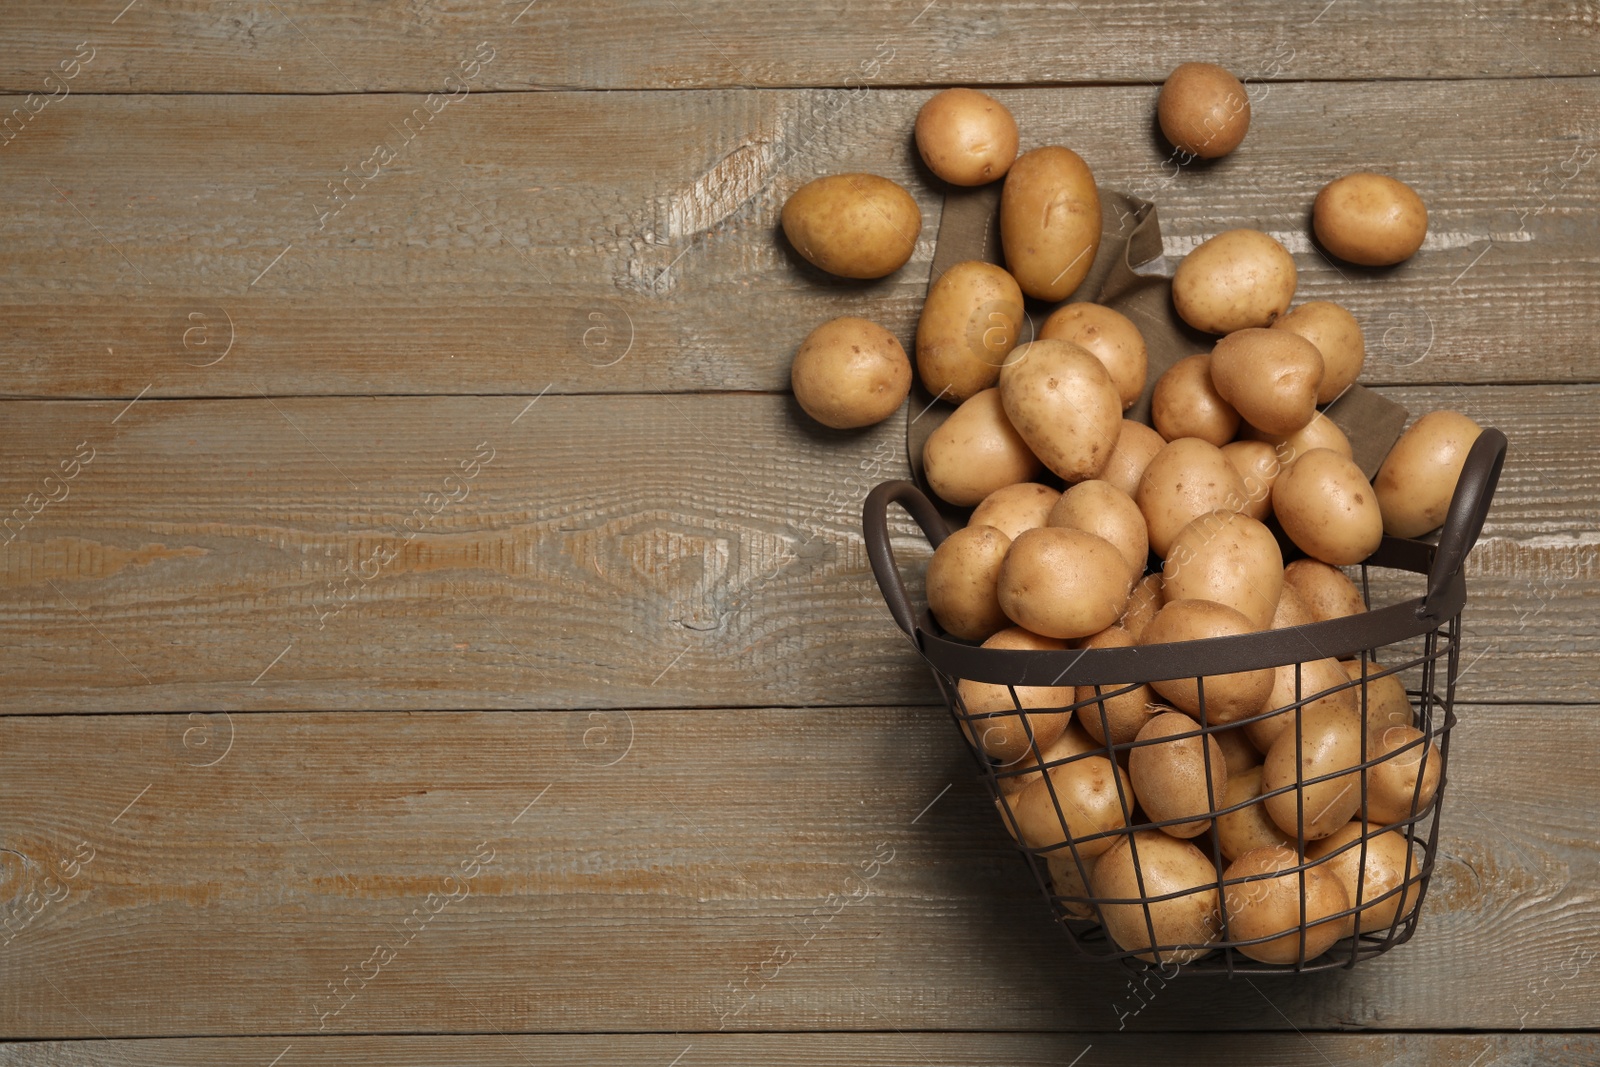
[969,481,1059,542]
[1073,626,1159,747]
[1100,419,1167,499]
[1283,559,1367,622]
[1246,655,1361,754]
[1272,301,1366,404]
[1313,172,1428,267]
[926,524,1012,641]
[1223,845,1351,963]
[914,87,1020,186]
[999,340,1124,483]
[1215,766,1294,862]
[1220,440,1281,522]
[1306,824,1420,934]
[957,627,1074,764]
[1364,725,1442,826]
[1173,229,1297,334]
[1210,328,1324,437]
[998,527,1134,640]
[1048,479,1150,583]
[1004,754,1133,854]
[997,720,1101,796]
[1151,353,1240,446]
[790,316,912,429]
[1135,438,1250,557]
[781,173,922,279]
[1262,705,1365,840]
[1000,146,1103,301]
[1140,599,1274,722]
[1374,410,1483,538]
[922,388,1043,507]
[1130,710,1229,838]
[1161,510,1284,631]
[1039,303,1149,410]
[1158,62,1251,160]
[917,260,1026,402]
[1272,448,1383,566]
[1091,831,1222,964]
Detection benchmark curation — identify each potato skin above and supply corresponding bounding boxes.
[1135,438,1249,557]
[781,173,922,279]
[1373,410,1482,537]
[922,388,1043,507]
[1262,706,1365,841]
[1273,448,1383,566]
[1209,328,1324,437]
[1151,353,1239,446]
[1172,229,1297,334]
[1313,172,1428,266]
[957,627,1074,764]
[925,524,1011,641]
[1000,146,1103,301]
[914,87,1020,186]
[1099,419,1167,499]
[1091,831,1221,964]
[1140,599,1274,722]
[790,316,912,429]
[1272,301,1366,405]
[916,260,1025,402]
[1158,62,1251,159]
[1129,710,1228,838]
[1160,510,1284,631]
[997,527,1132,640]
[1223,845,1350,963]
[999,340,1123,483]
[968,481,1059,542]
[1039,302,1148,410]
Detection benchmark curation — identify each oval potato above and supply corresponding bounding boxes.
[1172,229,1297,334]
[1272,301,1366,405]
[1209,328,1324,437]
[998,527,1133,640]
[1136,438,1249,557]
[999,340,1123,483]
[1374,410,1483,538]
[1273,448,1383,566]
[1313,172,1428,267]
[917,260,1026,402]
[1000,146,1103,301]
[791,316,913,429]
[1100,419,1167,499]
[1151,353,1240,446]
[914,87,1020,186]
[781,173,921,278]
[922,388,1043,506]
[969,481,1059,542]
[925,524,1011,641]
[1039,303,1148,410]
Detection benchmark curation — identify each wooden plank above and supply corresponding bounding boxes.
[0,0,1595,93]
[0,705,1596,1036]
[0,80,1595,399]
[1,1033,1597,1065]
[0,385,1594,713]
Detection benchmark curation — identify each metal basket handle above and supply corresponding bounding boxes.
[863,480,952,639]
[1421,427,1508,619]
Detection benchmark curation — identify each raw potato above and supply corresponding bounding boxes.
[998,528,1133,640]
[1215,725,1264,776]
[1000,146,1103,301]
[1215,766,1293,861]
[1272,301,1366,405]
[1151,354,1240,446]
[790,316,913,429]
[1313,172,1428,266]
[1209,328,1324,436]
[1003,754,1132,854]
[969,482,1059,542]
[999,340,1123,482]
[1246,656,1361,754]
[1161,510,1284,631]
[1374,410,1483,537]
[1136,438,1250,557]
[1039,303,1149,409]
[1341,658,1414,730]
[998,720,1101,796]
[923,388,1043,506]
[1091,831,1222,964]
[914,88,1020,186]
[1270,584,1317,629]
[925,524,1011,641]
[1273,448,1383,566]
[1262,706,1365,841]
[781,173,922,279]
[1220,440,1281,522]
[1243,414,1353,465]
[1158,62,1251,159]
[1307,823,1420,934]
[1100,419,1167,499]
[1172,229,1297,334]
[1364,725,1442,825]
[1223,845,1351,964]
[917,260,1026,402]
[1074,627,1159,747]
[1120,573,1164,642]
[1140,600,1274,722]
[1283,559,1367,622]
[1129,711,1229,838]
[957,627,1074,764]
[1046,851,1098,918]
[1048,480,1150,582]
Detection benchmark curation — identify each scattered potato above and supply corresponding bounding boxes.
[1313,172,1428,266]
[915,88,1020,186]
[790,316,912,429]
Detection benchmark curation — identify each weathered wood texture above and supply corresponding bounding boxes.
[1,80,1595,400]
[1,0,1596,93]
[0,386,1594,713]
[3,1033,1598,1066]
[0,707,1595,1037]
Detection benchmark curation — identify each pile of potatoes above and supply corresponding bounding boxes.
[782,69,1482,966]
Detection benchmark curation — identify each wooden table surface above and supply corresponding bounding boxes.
[2,2,1597,1062]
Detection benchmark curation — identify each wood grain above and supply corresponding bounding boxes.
[0,0,1596,93]
[0,386,1594,713]
[2,1033,1597,1065]
[0,80,1595,399]
[0,705,1595,1037]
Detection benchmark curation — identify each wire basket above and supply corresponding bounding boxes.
[864,429,1507,975]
